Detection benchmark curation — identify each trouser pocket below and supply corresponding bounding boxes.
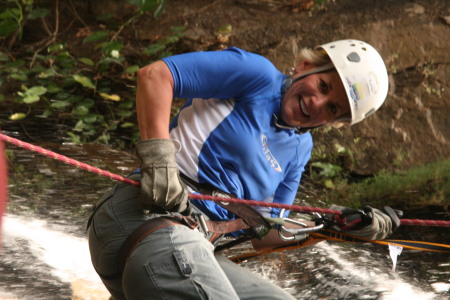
[122,226,239,300]
[121,248,208,300]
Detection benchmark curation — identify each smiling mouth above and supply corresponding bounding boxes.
[299,97,310,116]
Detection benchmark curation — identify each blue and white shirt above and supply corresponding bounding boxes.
[162,47,313,221]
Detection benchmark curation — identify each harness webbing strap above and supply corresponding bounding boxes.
[117,216,191,273]
[216,201,271,239]
[180,172,272,238]
[205,218,251,233]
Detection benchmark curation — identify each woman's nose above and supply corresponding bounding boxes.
[311,94,328,110]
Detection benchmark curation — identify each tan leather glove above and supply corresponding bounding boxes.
[343,207,393,240]
[135,139,188,212]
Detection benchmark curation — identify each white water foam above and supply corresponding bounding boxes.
[315,241,438,300]
[2,214,110,300]
[2,214,443,300]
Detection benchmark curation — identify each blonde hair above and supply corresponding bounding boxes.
[296,48,332,67]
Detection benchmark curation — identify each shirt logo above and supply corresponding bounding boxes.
[261,134,282,173]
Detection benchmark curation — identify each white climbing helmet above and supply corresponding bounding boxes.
[318,39,389,125]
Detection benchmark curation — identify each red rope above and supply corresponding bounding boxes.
[188,193,341,215]
[0,133,139,187]
[399,218,450,227]
[1,132,449,227]
[0,131,8,246]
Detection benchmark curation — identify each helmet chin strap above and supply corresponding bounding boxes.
[277,63,335,133]
[272,113,318,134]
[281,63,335,95]
[272,114,297,130]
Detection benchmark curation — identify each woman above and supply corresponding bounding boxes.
[88,39,396,299]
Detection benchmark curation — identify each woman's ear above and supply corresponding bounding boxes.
[294,60,314,73]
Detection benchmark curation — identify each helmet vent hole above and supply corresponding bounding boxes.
[347,52,361,62]
[350,43,356,47]
[361,47,367,51]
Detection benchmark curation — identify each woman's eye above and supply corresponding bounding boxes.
[329,103,337,115]
[320,80,329,94]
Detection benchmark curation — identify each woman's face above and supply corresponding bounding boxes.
[280,61,350,128]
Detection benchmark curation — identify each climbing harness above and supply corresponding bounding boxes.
[115,210,268,278]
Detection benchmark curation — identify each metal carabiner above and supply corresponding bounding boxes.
[277,209,324,241]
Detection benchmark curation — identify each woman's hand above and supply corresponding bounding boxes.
[136,139,189,212]
[333,206,402,240]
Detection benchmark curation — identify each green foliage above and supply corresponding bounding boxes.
[144,26,184,58]
[0,0,49,40]
[0,0,184,147]
[311,162,342,178]
[322,159,450,209]
[9,112,26,120]
[310,141,350,189]
[73,74,96,90]
[127,0,165,16]
[310,161,344,190]
[18,85,47,103]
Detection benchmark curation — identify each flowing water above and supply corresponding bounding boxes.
[1,131,449,299]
